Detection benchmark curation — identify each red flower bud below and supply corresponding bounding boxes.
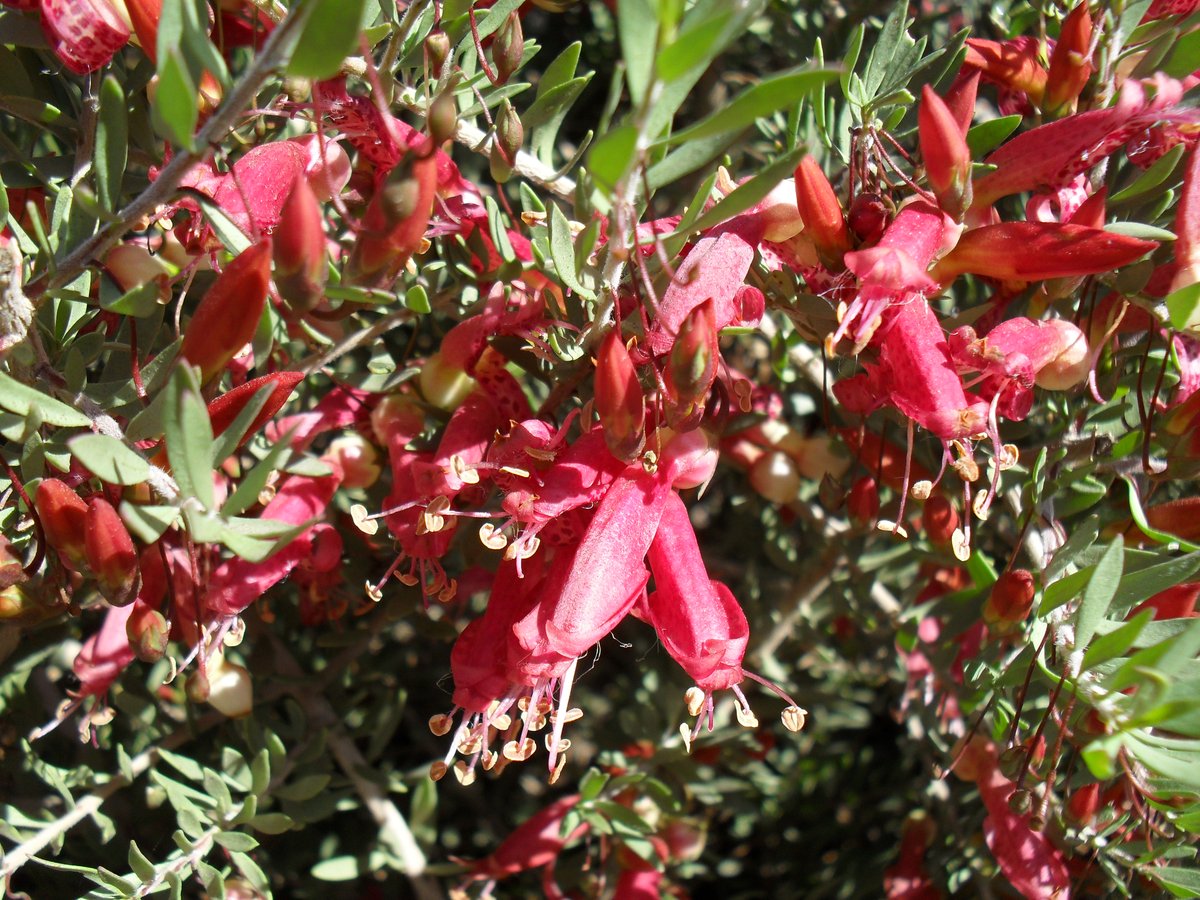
[923,494,959,546]
[84,497,140,606]
[493,11,524,84]
[206,371,305,453]
[793,156,851,266]
[273,177,327,312]
[126,0,162,63]
[594,330,645,461]
[984,569,1036,626]
[350,152,439,281]
[180,240,272,383]
[125,602,169,663]
[919,85,972,219]
[665,299,719,427]
[1066,783,1101,827]
[847,476,879,526]
[1044,4,1093,116]
[847,191,889,245]
[35,478,89,570]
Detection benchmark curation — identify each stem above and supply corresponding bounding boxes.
[25,0,318,302]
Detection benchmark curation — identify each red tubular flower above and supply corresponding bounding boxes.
[1066,783,1102,827]
[85,497,140,606]
[933,222,1157,284]
[920,85,972,218]
[964,37,1047,108]
[41,0,131,74]
[273,176,327,312]
[1043,3,1093,117]
[469,795,586,882]
[1171,147,1200,294]
[793,155,852,266]
[179,240,272,383]
[943,69,981,136]
[206,371,305,452]
[348,150,440,282]
[125,0,161,62]
[594,330,646,461]
[646,492,749,693]
[72,603,136,698]
[665,299,720,428]
[35,478,89,570]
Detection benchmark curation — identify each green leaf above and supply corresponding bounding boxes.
[95,76,127,212]
[119,503,178,544]
[214,832,259,852]
[1083,609,1153,671]
[1105,221,1175,242]
[0,372,91,427]
[311,856,361,882]
[1111,143,1185,205]
[661,66,839,145]
[405,284,431,314]
[588,124,639,192]
[1113,552,1200,613]
[647,128,746,191]
[549,202,593,299]
[67,434,150,486]
[288,0,369,79]
[1123,478,1200,551]
[579,767,610,802]
[221,430,295,517]
[673,144,807,240]
[163,365,215,511]
[153,50,197,150]
[656,9,732,82]
[100,280,161,318]
[274,774,331,803]
[966,115,1022,159]
[1075,537,1124,651]
[188,192,252,254]
[1167,282,1200,333]
[248,813,294,835]
[618,0,658,105]
[1146,865,1200,898]
[1038,568,1092,618]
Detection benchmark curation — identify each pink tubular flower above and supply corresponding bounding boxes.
[466,794,586,886]
[40,0,131,74]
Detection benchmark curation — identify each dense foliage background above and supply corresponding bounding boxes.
[2,0,1200,897]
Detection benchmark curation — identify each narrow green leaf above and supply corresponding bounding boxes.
[1039,565,1093,616]
[673,144,807,240]
[1124,478,1200,551]
[128,841,156,883]
[587,124,639,192]
[163,365,215,511]
[662,66,839,146]
[68,434,150,486]
[288,0,368,79]
[656,10,732,82]
[153,50,197,149]
[95,76,127,212]
[1113,552,1200,613]
[119,503,179,544]
[647,127,745,191]
[214,832,259,852]
[1075,538,1124,651]
[1083,609,1154,671]
[1167,282,1200,333]
[0,374,85,429]
[966,114,1022,159]
[618,0,658,105]
[101,280,161,317]
[1147,865,1200,898]
[549,203,594,299]
[221,429,295,517]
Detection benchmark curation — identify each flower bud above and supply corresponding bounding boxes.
[428,87,459,146]
[665,299,719,427]
[1043,3,1093,117]
[848,192,890,245]
[126,0,162,63]
[749,451,801,504]
[919,85,972,220]
[0,584,35,620]
[847,476,879,526]
[126,603,169,663]
[180,240,272,384]
[35,478,89,570]
[206,371,305,453]
[418,351,474,412]
[1034,319,1089,390]
[984,569,1036,627]
[1066,783,1101,827]
[493,11,524,84]
[496,99,524,162]
[923,494,958,546]
[273,177,327,312]
[793,156,851,266]
[371,394,427,446]
[85,497,140,606]
[324,433,382,489]
[489,140,515,184]
[105,243,172,302]
[594,330,645,462]
[425,31,450,71]
[1008,788,1033,815]
[998,745,1028,781]
[206,653,254,718]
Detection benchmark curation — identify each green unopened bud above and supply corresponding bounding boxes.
[496,99,523,160]
[126,604,170,663]
[428,88,459,146]
[998,745,1027,781]
[1008,788,1032,816]
[489,140,514,184]
[494,11,524,84]
[425,32,450,72]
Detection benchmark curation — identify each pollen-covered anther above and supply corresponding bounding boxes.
[972,490,992,521]
[951,528,971,562]
[364,581,384,602]
[479,523,509,550]
[490,712,512,731]
[453,761,477,786]
[397,572,420,587]
[521,210,547,226]
[437,579,458,603]
[544,735,571,754]
[910,480,933,501]
[458,733,483,756]
[428,713,454,736]
[450,454,480,485]
[998,443,1019,471]
[951,455,980,483]
[350,503,380,535]
[551,707,583,725]
[499,464,532,478]
[877,519,909,540]
[685,686,706,717]
[504,535,540,561]
[641,450,660,474]
[679,723,694,753]
[549,754,567,784]
[781,706,808,733]
[419,496,451,534]
[735,704,760,728]
[481,749,499,771]
[429,761,449,781]
[503,737,536,761]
